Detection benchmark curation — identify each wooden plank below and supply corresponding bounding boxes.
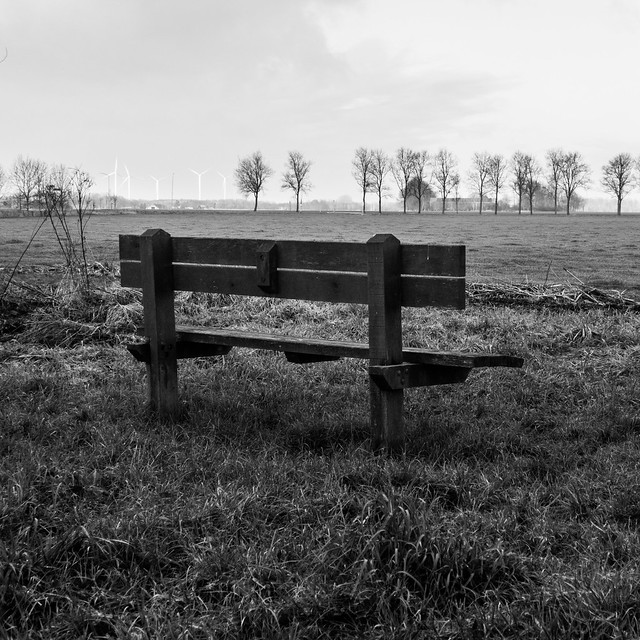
[369,363,470,389]
[168,327,523,368]
[367,234,404,453]
[127,341,232,363]
[120,262,465,308]
[256,242,278,292]
[119,234,465,277]
[140,229,179,417]
[402,244,465,277]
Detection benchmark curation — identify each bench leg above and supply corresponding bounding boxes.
[146,345,178,417]
[140,229,179,418]
[370,380,404,453]
[367,234,404,453]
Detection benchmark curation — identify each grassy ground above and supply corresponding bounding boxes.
[3,210,640,295]
[2,266,640,638]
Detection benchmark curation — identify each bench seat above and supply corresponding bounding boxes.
[129,326,523,369]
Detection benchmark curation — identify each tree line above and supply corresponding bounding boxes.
[0,155,94,213]
[234,148,640,214]
[2,149,639,214]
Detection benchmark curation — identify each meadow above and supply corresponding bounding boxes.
[1,210,640,638]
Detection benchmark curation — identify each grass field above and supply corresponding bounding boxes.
[1,211,640,638]
[3,209,640,294]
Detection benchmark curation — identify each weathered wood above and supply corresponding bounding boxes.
[256,242,278,292]
[367,234,404,453]
[120,229,523,453]
[165,327,524,368]
[369,363,471,390]
[120,235,465,277]
[120,262,465,308]
[140,229,179,417]
[284,352,341,364]
[127,341,232,363]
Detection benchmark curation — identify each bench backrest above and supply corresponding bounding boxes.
[119,229,466,310]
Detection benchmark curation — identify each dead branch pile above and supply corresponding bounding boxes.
[468,281,640,312]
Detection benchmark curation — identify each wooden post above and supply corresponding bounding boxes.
[140,229,179,417]
[367,234,404,452]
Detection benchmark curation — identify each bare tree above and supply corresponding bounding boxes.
[408,151,430,212]
[281,151,312,212]
[545,149,564,214]
[559,152,590,215]
[70,169,95,287]
[0,164,5,199]
[235,151,273,211]
[523,155,542,215]
[43,165,75,271]
[487,154,508,215]
[392,148,416,213]
[352,147,375,213]
[432,149,459,214]
[369,149,391,213]
[11,155,47,211]
[452,174,461,214]
[468,152,491,214]
[511,151,528,214]
[601,153,635,215]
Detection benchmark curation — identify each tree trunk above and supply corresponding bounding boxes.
[254,194,258,211]
[479,192,483,215]
[296,190,300,212]
[617,198,622,215]
[566,196,570,215]
[441,197,446,214]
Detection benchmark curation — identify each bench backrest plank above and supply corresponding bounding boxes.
[119,233,466,309]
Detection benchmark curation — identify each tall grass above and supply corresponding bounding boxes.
[1,280,640,638]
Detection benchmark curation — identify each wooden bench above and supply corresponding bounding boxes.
[119,229,523,452]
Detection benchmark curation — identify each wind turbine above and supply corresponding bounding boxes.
[122,165,132,200]
[217,171,227,201]
[150,175,166,201]
[189,167,209,201]
[101,158,118,207]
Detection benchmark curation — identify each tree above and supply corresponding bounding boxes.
[70,169,95,287]
[523,155,542,215]
[281,151,312,212]
[487,154,508,215]
[392,147,416,213]
[452,174,461,214]
[601,153,635,215]
[352,147,375,213]
[235,151,273,211]
[408,151,430,212]
[432,149,458,214]
[369,149,391,213]
[40,166,95,289]
[11,155,47,211]
[468,152,491,214]
[510,151,528,214]
[545,149,564,214]
[559,152,590,215]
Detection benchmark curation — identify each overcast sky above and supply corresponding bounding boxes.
[1,0,639,204]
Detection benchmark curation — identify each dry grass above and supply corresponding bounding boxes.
[2,269,640,637]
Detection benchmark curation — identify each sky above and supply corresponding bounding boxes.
[1,0,639,205]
